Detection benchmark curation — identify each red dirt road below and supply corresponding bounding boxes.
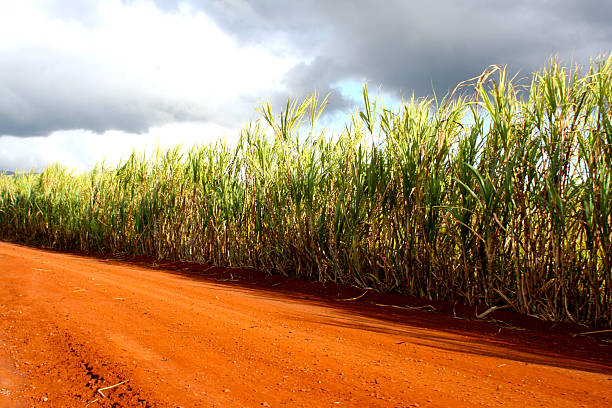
[0,242,610,407]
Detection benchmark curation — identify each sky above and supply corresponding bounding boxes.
[1,0,610,172]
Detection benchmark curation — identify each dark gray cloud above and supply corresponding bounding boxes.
[159,0,612,98]
[272,57,353,112]
[0,46,202,136]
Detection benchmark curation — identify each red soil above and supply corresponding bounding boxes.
[0,241,610,408]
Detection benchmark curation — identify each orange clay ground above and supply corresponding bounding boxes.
[0,241,610,407]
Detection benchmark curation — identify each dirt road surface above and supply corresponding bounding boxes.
[0,242,610,407]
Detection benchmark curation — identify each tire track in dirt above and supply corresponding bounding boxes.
[0,241,610,407]
[0,274,156,407]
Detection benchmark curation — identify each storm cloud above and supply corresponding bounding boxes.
[0,0,610,170]
[180,0,612,96]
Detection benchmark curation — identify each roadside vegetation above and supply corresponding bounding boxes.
[1,54,610,327]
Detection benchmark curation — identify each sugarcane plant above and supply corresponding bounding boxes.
[0,54,610,327]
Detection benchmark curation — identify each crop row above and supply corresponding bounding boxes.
[1,55,610,326]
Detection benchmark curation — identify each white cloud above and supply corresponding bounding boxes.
[0,122,239,172]
[0,0,300,170]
